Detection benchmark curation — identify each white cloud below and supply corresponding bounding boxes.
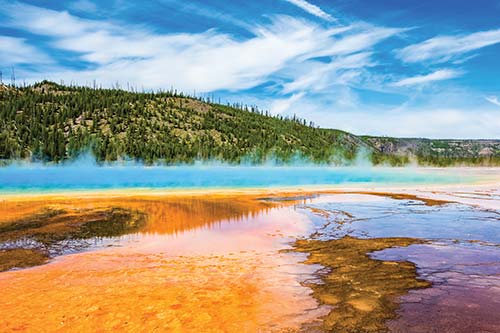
[283,0,335,22]
[4,1,495,138]
[269,92,306,114]
[315,26,403,57]
[397,29,500,63]
[338,108,500,139]
[273,95,500,138]
[2,2,112,38]
[1,2,400,94]
[486,96,500,107]
[278,25,402,94]
[52,17,333,91]
[277,25,403,96]
[0,36,51,65]
[282,52,372,93]
[391,69,462,87]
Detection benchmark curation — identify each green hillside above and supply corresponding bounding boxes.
[0,81,373,165]
[1,81,498,166]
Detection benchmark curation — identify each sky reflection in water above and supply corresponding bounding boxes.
[300,194,500,333]
[1,191,500,332]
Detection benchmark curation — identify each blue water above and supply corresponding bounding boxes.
[0,163,474,194]
[303,197,500,243]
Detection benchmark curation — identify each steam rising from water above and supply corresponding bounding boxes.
[0,154,473,194]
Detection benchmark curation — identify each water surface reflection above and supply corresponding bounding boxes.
[1,192,499,332]
[0,194,327,332]
[299,194,500,332]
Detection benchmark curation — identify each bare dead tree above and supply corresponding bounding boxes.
[11,67,15,87]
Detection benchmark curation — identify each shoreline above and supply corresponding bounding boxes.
[1,166,499,209]
[1,180,499,210]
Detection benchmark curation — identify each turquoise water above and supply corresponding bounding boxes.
[0,164,474,194]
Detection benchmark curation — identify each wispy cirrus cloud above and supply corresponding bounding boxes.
[314,26,403,57]
[391,69,462,87]
[269,92,306,114]
[397,29,500,63]
[1,0,498,139]
[331,108,500,139]
[272,97,500,139]
[282,52,373,93]
[283,0,335,22]
[0,1,399,93]
[279,25,404,95]
[485,96,500,107]
[1,1,112,37]
[0,36,51,66]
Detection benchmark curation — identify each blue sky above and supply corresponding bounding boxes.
[1,0,500,138]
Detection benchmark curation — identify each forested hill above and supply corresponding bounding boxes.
[363,136,500,166]
[0,81,370,165]
[0,81,499,166]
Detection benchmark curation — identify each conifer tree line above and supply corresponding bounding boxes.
[0,81,369,165]
[1,81,498,166]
